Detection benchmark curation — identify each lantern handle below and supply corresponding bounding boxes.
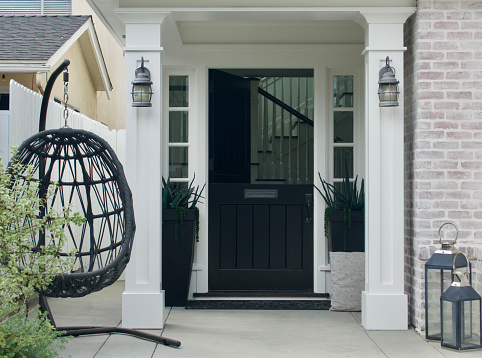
[451,251,471,287]
[452,251,469,271]
[438,222,458,247]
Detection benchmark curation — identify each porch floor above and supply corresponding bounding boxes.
[48,282,480,358]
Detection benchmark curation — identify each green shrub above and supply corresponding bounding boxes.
[0,154,84,357]
[0,302,68,358]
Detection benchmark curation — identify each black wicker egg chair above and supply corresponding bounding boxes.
[11,60,179,347]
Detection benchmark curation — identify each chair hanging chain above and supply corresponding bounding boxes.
[63,69,69,127]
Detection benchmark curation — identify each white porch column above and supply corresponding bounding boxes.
[356,9,415,330]
[118,10,168,329]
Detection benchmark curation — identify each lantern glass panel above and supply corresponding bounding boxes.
[133,84,151,104]
[379,83,399,103]
[461,300,481,349]
[426,268,453,339]
[441,299,457,347]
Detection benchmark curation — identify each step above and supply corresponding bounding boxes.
[186,298,331,310]
[194,291,329,300]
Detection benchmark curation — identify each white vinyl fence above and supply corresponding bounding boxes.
[1,80,127,277]
[0,110,9,165]
[1,80,125,165]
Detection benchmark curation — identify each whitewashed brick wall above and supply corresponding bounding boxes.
[404,0,482,333]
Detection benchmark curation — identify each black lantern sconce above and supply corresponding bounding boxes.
[425,222,472,341]
[440,252,481,351]
[131,57,153,107]
[378,56,400,107]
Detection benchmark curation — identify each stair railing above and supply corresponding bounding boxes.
[256,79,314,184]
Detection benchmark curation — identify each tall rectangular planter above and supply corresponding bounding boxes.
[162,209,196,307]
[329,210,364,252]
[329,251,365,311]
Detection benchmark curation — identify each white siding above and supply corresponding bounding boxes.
[0,0,71,15]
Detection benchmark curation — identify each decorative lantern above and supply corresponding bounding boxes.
[425,222,472,340]
[378,56,400,107]
[131,57,153,107]
[440,252,481,351]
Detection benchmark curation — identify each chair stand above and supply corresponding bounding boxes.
[39,295,181,347]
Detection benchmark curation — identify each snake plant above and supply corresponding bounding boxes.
[162,174,205,210]
[315,163,364,250]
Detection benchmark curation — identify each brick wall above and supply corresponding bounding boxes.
[404,0,482,333]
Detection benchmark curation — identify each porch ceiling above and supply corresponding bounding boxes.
[177,20,363,45]
[87,1,412,47]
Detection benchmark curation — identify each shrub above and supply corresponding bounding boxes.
[0,155,83,357]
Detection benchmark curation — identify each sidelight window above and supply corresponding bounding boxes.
[332,74,357,190]
[168,75,189,180]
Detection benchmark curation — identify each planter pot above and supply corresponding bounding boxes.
[329,251,365,311]
[329,210,364,252]
[162,209,196,307]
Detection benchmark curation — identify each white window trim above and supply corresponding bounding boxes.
[163,68,196,184]
[327,69,363,184]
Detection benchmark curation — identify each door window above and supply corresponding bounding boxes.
[256,76,314,184]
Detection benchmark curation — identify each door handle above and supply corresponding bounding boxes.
[305,194,313,224]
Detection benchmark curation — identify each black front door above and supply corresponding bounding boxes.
[209,70,251,184]
[208,69,314,291]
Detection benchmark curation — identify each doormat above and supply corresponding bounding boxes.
[185,300,330,310]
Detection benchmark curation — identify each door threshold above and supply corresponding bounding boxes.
[194,291,329,301]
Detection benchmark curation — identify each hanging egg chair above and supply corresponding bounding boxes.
[10,59,179,347]
[14,127,134,298]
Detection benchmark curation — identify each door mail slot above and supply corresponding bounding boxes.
[244,189,278,199]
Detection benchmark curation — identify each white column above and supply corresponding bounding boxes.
[118,11,168,329]
[356,9,414,330]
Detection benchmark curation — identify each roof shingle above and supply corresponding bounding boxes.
[0,15,90,61]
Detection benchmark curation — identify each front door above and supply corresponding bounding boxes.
[208,69,314,291]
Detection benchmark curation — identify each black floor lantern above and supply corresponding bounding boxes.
[440,252,482,351]
[425,222,472,341]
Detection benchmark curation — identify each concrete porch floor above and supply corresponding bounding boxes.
[48,281,480,358]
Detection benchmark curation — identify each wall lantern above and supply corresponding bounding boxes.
[131,57,153,107]
[425,222,472,341]
[440,252,481,351]
[378,56,400,107]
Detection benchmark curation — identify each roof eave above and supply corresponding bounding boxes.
[0,62,50,73]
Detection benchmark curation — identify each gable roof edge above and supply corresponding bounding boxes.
[48,17,113,99]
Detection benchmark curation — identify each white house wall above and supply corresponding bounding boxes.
[89,2,417,331]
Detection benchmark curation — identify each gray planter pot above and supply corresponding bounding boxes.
[329,251,365,311]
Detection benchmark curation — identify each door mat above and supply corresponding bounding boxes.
[185,300,331,310]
